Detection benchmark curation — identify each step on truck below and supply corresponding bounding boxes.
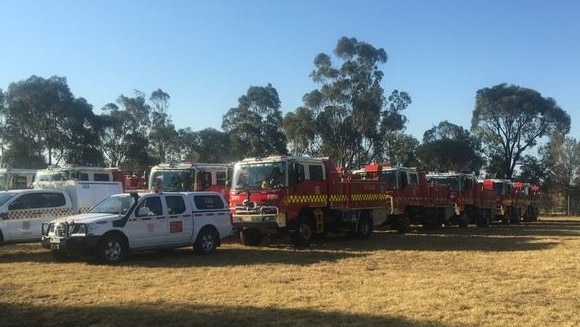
[42,191,233,263]
[229,155,390,246]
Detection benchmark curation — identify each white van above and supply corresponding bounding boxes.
[0,189,75,245]
[0,180,124,246]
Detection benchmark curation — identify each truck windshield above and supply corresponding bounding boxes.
[429,176,460,191]
[232,162,286,191]
[379,171,398,189]
[149,169,194,192]
[89,195,135,215]
[36,171,68,182]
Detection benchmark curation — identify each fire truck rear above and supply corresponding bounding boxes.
[229,155,390,246]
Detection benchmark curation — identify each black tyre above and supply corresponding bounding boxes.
[458,214,468,228]
[195,227,219,254]
[355,215,373,239]
[291,217,314,246]
[0,230,4,247]
[240,228,263,246]
[396,214,411,233]
[97,233,127,264]
[476,213,490,227]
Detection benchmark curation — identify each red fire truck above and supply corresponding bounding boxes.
[356,164,454,232]
[148,162,231,200]
[486,179,540,224]
[427,172,497,227]
[229,155,391,246]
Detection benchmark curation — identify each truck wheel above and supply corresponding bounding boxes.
[240,228,263,246]
[51,250,78,262]
[291,218,313,246]
[355,215,372,239]
[97,234,127,264]
[476,214,490,227]
[396,214,411,233]
[195,227,219,254]
[458,214,468,228]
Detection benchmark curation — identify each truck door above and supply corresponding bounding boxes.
[164,194,194,244]
[6,192,69,243]
[128,195,168,248]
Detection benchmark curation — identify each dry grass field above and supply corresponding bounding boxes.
[1,217,579,327]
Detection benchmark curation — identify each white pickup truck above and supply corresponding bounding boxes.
[0,179,123,246]
[42,191,233,263]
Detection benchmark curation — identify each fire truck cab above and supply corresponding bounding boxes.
[148,162,231,200]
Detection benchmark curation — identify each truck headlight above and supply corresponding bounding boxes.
[70,223,94,236]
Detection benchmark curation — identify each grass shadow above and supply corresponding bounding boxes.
[0,302,462,327]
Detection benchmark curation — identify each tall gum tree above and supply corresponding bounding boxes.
[471,83,570,179]
[297,36,410,168]
[222,84,287,159]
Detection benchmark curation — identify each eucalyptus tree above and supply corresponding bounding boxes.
[175,127,199,162]
[384,132,420,167]
[543,132,580,213]
[193,128,231,162]
[299,36,410,168]
[149,89,178,163]
[99,91,154,173]
[1,75,101,167]
[57,97,105,165]
[282,106,319,156]
[417,120,484,173]
[472,83,570,179]
[376,90,411,164]
[222,84,287,159]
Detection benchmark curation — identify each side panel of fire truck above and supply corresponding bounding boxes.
[427,173,497,227]
[364,166,453,232]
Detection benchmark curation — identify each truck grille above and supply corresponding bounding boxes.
[54,224,68,237]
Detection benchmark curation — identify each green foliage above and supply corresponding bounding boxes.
[193,128,231,162]
[282,107,318,156]
[294,37,410,168]
[542,133,580,204]
[472,83,571,179]
[418,121,484,173]
[1,75,103,167]
[222,84,287,159]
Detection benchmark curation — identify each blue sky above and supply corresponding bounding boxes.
[1,0,578,142]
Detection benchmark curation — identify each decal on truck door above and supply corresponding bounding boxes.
[170,221,183,233]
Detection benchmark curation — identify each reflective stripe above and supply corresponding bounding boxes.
[285,193,390,204]
[6,208,74,220]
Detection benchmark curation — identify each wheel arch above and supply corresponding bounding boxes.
[197,224,221,247]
